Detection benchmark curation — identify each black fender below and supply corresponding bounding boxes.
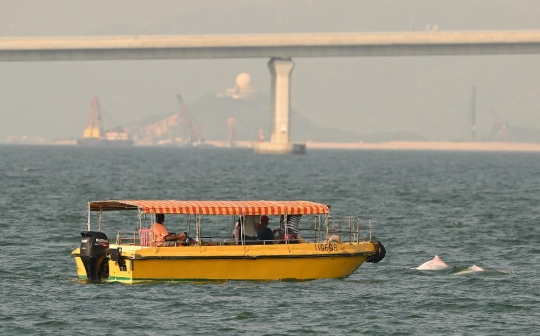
[366,241,386,263]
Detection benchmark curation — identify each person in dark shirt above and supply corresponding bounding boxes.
[256,215,275,242]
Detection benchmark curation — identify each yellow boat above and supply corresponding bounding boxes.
[72,200,385,283]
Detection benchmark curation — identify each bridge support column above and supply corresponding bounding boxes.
[253,57,306,155]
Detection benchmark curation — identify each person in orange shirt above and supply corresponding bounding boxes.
[150,214,191,247]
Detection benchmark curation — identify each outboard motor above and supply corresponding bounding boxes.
[80,231,109,281]
[366,241,386,263]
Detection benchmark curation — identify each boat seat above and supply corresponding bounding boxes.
[139,228,151,246]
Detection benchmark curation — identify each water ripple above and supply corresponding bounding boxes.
[0,146,538,334]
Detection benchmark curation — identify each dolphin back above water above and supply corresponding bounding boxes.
[414,255,449,270]
[453,264,485,275]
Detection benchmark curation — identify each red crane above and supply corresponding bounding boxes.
[176,94,201,143]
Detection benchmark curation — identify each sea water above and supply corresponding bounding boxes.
[0,145,538,335]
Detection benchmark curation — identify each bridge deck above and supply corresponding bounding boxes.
[2,31,540,61]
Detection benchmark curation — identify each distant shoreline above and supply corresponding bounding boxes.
[303,141,540,152]
[202,140,540,152]
[5,140,540,153]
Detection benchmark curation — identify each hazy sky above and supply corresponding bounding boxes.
[1,0,540,142]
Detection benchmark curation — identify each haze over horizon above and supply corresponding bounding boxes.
[1,0,540,143]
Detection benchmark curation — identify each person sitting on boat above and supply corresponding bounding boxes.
[279,214,302,243]
[256,215,275,243]
[233,217,242,244]
[243,215,259,243]
[233,216,258,245]
[177,231,196,246]
[150,214,187,247]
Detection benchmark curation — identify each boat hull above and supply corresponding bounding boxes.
[73,242,377,283]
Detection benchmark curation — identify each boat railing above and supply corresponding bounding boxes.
[114,216,372,246]
[116,230,152,246]
[300,216,372,244]
[115,230,248,246]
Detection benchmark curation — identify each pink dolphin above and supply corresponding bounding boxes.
[415,255,449,270]
[454,264,485,275]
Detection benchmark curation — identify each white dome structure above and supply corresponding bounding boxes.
[236,73,252,89]
[218,72,255,99]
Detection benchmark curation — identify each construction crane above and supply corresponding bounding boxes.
[78,97,133,146]
[176,94,201,143]
[82,97,103,139]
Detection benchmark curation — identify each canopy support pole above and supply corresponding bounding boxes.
[86,203,91,231]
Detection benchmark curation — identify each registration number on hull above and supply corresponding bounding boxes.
[314,243,338,252]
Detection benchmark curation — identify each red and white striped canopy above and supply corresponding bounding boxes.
[89,200,330,215]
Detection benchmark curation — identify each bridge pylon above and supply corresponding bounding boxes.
[254,57,306,155]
